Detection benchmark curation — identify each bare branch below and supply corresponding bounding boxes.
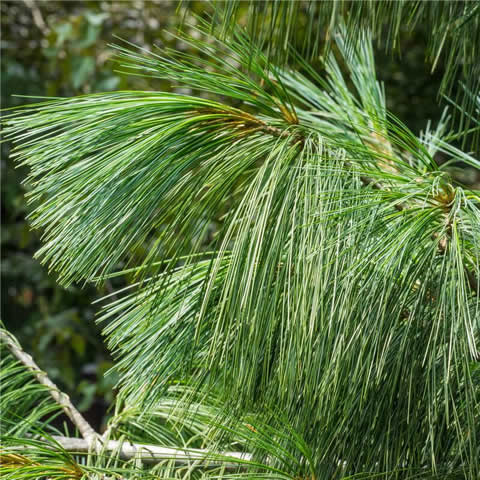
[19,435,252,467]
[0,329,98,444]
[23,0,47,34]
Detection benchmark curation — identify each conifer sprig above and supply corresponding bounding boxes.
[2,18,479,480]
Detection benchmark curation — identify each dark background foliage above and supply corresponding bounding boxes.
[2,0,479,431]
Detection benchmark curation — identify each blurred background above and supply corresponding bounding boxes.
[2,0,479,431]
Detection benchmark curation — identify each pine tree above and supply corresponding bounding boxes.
[1,2,480,479]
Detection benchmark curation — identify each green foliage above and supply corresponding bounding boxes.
[1,0,183,427]
[2,2,480,480]
[211,0,480,130]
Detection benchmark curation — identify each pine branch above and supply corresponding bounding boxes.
[0,330,98,444]
[3,20,479,477]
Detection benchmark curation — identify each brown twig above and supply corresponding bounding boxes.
[195,107,304,145]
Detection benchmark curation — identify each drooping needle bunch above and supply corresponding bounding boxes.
[1,7,479,480]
